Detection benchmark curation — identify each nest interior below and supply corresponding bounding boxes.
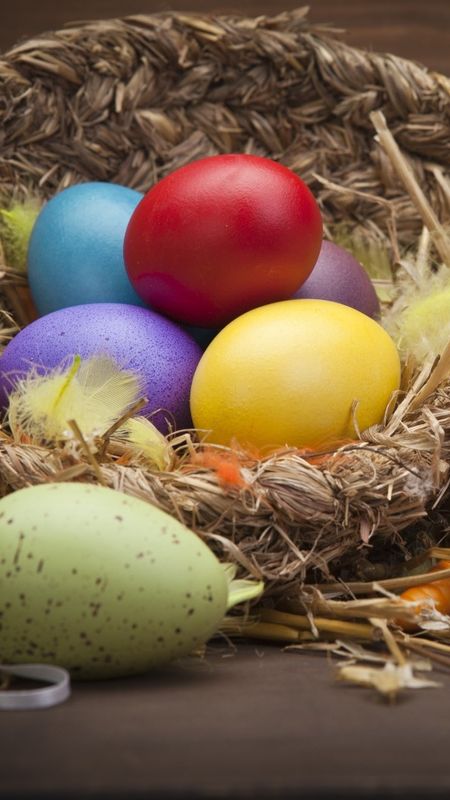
[0,7,450,594]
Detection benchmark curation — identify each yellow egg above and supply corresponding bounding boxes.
[190,299,401,449]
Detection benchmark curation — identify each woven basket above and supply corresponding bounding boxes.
[1,7,449,597]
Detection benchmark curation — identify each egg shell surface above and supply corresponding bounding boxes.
[124,154,323,327]
[190,299,401,449]
[28,182,145,315]
[293,240,380,318]
[0,303,202,432]
[0,482,228,679]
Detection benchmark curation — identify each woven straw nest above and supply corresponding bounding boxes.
[0,7,449,597]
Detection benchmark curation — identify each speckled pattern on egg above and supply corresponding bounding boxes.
[0,483,229,679]
[0,303,202,432]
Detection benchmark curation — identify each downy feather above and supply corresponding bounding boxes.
[383,271,450,363]
[7,355,143,444]
[116,417,173,471]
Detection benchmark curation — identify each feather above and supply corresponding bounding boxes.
[115,417,174,471]
[220,563,264,610]
[7,355,143,444]
[383,271,450,363]
[0,199,41,271]
[190,446,248,488]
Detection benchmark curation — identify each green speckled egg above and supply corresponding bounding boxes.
[0,483,228,679]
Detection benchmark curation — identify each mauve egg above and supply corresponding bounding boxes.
[0,304,202,432]
[293,240,380,318]
[28,182,145,315]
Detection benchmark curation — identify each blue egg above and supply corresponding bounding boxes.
[28,182,145,315]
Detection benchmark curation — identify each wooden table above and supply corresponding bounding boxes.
[1,4,450,799]
[3,643,450,799]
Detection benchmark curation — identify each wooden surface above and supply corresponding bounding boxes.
[2,642,450,800]
[1,0,450,74]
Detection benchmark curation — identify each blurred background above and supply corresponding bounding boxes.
[1,0,450,74]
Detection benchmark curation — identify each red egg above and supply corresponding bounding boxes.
[124,154,323,327]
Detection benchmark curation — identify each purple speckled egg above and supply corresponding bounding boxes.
[0,304,202,432]
[293,240,380,318]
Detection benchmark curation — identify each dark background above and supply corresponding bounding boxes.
[1,0,450,75]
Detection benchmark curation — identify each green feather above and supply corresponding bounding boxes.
[0,199,41,271]
[221,563,264,610]
[383,273,450,362]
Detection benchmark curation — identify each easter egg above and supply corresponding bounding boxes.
[0,483,229,678]
[293,240,380,318]
[124,154,323,327]
[28,182,145,315]
[190,299,401,449]
[0,303,202,432]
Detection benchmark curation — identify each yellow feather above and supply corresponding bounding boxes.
[0,199,41,271]
[7,355,143,444]
[383,272,450,363]
[117,417,173,471]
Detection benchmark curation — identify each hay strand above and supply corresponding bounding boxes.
[370,110,450,267]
